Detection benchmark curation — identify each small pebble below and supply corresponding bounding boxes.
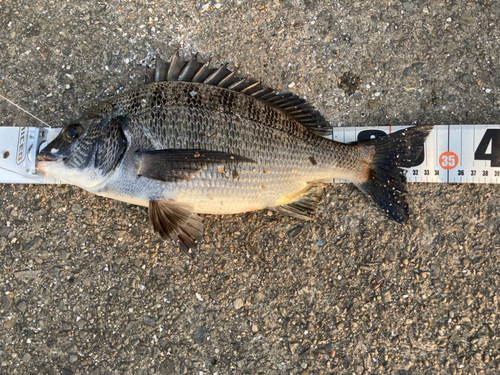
[234,298,244,310]
[17,301,27,313]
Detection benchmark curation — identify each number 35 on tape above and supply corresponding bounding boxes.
[331,125,500,184]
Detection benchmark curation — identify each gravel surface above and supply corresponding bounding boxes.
[1,1,500,374]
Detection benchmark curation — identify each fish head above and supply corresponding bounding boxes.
[37,110,128,188]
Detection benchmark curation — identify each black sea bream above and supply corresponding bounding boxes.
[37,52,431,252]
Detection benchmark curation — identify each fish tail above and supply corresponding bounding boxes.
[354,125,432,223]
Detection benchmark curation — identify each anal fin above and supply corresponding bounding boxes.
[275,184,324,220]
[149,200,203,256]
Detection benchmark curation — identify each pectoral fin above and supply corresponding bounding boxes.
[136,149,255,182]
[149,200,203,256]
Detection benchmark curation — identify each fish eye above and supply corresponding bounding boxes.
[64,124,82,141]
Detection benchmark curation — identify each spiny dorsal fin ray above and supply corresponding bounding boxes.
[204,64,231,85]
[167,51,185,81]
[178,54,204,82]
[154,55,168,82]
[192,58,214,83]
[218,68,239,88]
[144,52,330,136]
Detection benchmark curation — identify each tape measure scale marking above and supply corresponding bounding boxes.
[331,125,500,184]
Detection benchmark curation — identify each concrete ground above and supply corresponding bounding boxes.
[1,0,500,374]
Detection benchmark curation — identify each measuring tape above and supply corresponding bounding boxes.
[0,127,62,184]
[1,125,500,184]
[331,125,500,184]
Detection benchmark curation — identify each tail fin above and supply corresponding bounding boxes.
[354,125,432,223]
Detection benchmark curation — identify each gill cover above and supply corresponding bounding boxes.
[94,115,129,175]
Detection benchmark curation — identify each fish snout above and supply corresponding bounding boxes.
[37,149,60,162]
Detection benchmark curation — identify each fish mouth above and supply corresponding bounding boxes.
[36,150,64,174]
[37,150,60,162]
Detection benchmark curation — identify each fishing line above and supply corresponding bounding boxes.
[0,94,52,128]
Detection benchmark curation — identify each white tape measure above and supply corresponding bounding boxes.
[331,125,500,184]
[1,125,500,184]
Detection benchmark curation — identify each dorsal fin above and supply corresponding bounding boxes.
[144,51,330,136]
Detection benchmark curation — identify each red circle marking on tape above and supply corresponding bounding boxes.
[439,151,459,170]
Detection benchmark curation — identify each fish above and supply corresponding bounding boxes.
[37,51,432,254]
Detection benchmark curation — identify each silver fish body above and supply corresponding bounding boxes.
[90,82,361,212]
[38,52,431,252]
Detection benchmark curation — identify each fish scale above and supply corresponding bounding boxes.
[37,52,431,252]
